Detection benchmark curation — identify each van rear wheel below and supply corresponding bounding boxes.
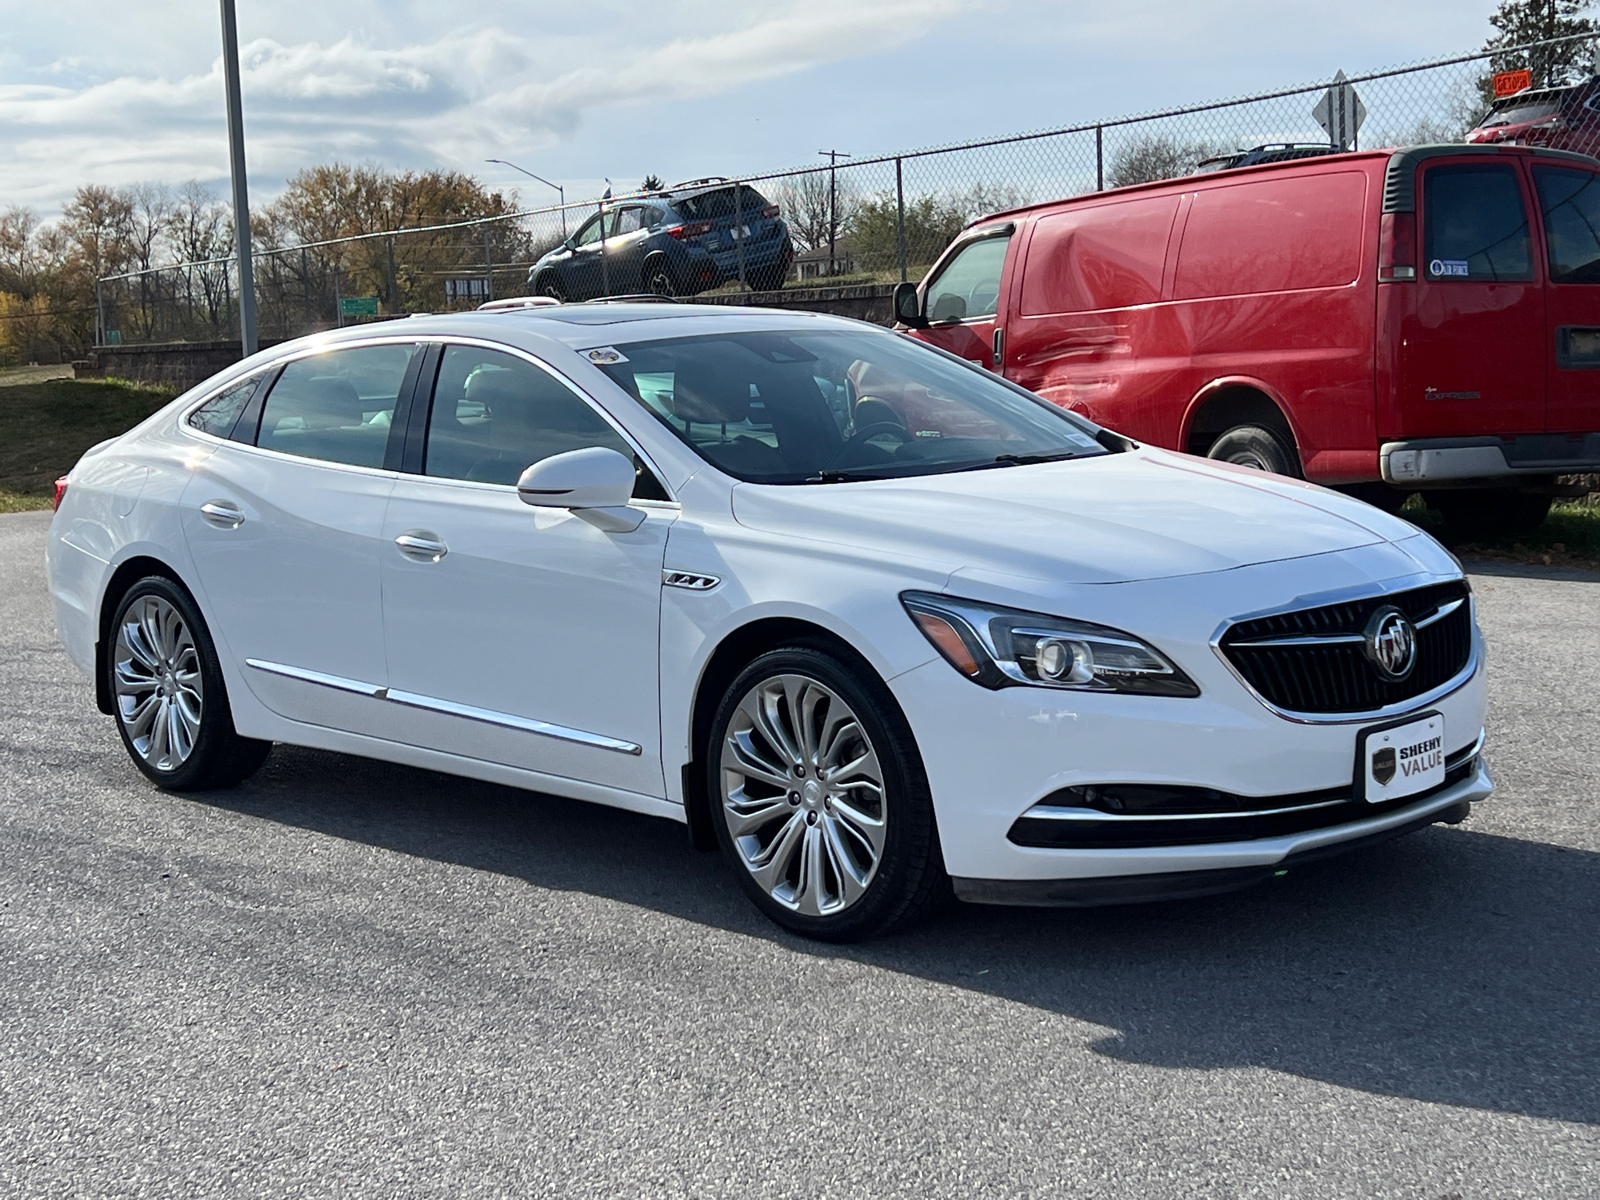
[1206,424,1300,477]
[1433,490,1551,539]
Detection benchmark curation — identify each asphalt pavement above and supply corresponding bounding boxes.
[2,509,1596,1198]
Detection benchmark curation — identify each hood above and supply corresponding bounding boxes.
[730,448,1419,585]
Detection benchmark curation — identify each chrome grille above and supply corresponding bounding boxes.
[1218,581,1473,715]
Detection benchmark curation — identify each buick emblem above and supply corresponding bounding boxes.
[1362,606,1417,681]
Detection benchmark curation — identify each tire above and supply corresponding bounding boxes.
[707,646,947,941]
[641,255,678,298]
[534,272,566,302]
[1433,490,1552,539]
[106,576,272,791]
[1206,424,1300,477]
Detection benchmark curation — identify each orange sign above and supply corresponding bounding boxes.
[1494,69,1533,98]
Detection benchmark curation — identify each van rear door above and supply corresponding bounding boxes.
[1401,159,1545,436]
[1531,162,1600,436]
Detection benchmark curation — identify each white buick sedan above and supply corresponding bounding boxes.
[47,303,1491,940]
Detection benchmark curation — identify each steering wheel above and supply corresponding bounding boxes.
[831,421,914,468]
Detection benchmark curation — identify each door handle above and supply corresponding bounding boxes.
[395,530,448,562]
[199,500,244,529]
[992,327,1004,368]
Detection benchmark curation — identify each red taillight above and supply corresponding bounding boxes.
[761,204,779,219]
[52,477,69,511]
[1379,212,1416,281]
[666,221,714,241]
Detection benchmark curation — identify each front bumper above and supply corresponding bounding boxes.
[1381,434,1600,485]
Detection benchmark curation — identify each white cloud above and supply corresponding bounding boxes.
[0,0,970,213]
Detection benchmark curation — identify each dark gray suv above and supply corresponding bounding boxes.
[527,178,794,301]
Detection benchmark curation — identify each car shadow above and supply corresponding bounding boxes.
[197,743,1599,1127]
[1464,558,1600,583]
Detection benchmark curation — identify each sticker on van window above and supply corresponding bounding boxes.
[1429,259,1470,278]
[582,346,630,365]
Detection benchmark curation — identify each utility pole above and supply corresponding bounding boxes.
[819,149,850,276]
[219,0,257,356]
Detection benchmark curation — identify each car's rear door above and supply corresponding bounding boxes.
[180,340,424,737]
[1531,161,1600,436]
[377,341,674,798]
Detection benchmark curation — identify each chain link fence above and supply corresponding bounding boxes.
[95,32,1596,346]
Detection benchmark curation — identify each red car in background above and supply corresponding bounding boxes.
[894,143,1600,537]
[1468,77,1600,156]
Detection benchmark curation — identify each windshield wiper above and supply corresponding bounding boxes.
[992,451,1081,466]
[803,469,881,483]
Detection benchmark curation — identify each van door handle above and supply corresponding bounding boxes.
[199,500,244,529]
[395,531,448,562]
[992,327,1004,368]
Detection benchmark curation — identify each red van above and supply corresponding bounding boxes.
[895,143,1600,535]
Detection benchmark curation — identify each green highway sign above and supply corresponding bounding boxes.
[339,296,380,317]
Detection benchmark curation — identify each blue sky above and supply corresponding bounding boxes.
[0,0,1504,216]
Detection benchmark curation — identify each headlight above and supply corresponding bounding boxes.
[900,591,1200,697]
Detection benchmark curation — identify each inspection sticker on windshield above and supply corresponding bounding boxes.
[1358,711,1445,803]
[582,346,629,365]
[1429,258,1470,278]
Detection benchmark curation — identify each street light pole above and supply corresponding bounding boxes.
[220,0,257,356]
[486,159,567,238]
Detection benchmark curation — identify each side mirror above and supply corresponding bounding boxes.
[893,281,927,328]
[517,446,645,532]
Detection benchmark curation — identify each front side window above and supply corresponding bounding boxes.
[1535,165,1600,283]
[256,343,420,468]
[1422,164,1533,282]
[187,373,262,439]
[422,345,664,497]
[924,235,1011,323]
[572,211,615,247]
[596,328,1105,484]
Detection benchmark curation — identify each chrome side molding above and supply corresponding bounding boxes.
[243,658,641,755]
[663,569,721,591]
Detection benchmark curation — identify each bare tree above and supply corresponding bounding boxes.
[1106,135,1230,189]
[770,171,853,253]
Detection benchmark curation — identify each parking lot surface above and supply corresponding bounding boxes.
[2,509,1596,1198]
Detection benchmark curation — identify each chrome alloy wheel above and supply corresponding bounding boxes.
[720,674,887,916]
[113,595,203,772]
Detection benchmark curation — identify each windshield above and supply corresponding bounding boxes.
[594,328,1107,483]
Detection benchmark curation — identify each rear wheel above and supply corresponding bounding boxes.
[708,647,946,941]
[1206,424,1301,477]
[641,254,678,297]
[1433,490,1551,539]
[107,577,272,791]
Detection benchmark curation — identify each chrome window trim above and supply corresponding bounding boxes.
[243,658,642,755]
[1208,573,1480,725]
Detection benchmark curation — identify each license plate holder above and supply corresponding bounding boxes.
[1356,711,1445,803]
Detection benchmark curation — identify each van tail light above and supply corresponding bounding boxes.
[52,477,69,511]
[1379,212,1416,281]
[666,221,714,241]
[761,204,780,219]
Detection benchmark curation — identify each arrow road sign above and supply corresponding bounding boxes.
[1313,70,1367,151]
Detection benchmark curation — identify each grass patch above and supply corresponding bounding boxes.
[0,376,177,507]
[1403,493,1600,569]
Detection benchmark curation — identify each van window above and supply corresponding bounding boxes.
[924,235,1011,323]
[1020,196,1178,315]
[1174,171,1366,300]
[1534,165,1600,283]
[1422,164,1533,282]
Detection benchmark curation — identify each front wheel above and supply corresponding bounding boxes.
[107,577,272,791]
[708,647,946,941]
[534,272,566,302]
[1206,424,1301,477]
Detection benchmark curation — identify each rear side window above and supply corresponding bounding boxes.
[1534,165,1600,283]
[1422,164,1533,282]
[925,235,1012,322]
[1020,196,1178,315]
[675,187,769,220]
[257,343,420,468]
[1174,171,1367,299]
[187,373,261,440]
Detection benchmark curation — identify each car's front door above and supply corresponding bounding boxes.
[915,228,1015,372]
[180,341,424,737]
[378,342,675,797]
